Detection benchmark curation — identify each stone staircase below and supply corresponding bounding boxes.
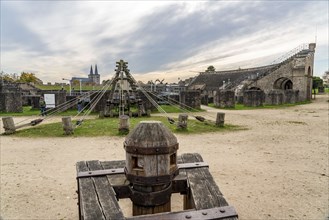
[225,43,309,90]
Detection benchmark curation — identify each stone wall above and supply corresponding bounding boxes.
[248,44,315,102]
[0,92,23,112]
[179,91,201,109]
[201,95,208,105]
[214,90,235,108]
[284,90,299,104]
[91,91,111,112]
[138,91,157,111]
[243,90,265,107]
[266,90,284,105]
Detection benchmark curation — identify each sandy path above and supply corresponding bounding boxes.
[0,95,328,220]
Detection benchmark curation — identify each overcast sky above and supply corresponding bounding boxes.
[1,1,328,83]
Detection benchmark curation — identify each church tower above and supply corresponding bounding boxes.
[94,64,100,85]
[88,65,100,85]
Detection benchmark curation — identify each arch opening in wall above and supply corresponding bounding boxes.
[248,87,261,90]
[273,77,293,90]
[307,66,312,77]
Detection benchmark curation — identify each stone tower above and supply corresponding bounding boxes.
[88,65,100,85]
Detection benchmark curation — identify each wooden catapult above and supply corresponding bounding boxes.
[76,121,238,220]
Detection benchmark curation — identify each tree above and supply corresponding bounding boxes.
[312,76,323,89]
[0,72,19,82]
[205,65,216,72]
[19,72,43,84]
[72,79,80,86]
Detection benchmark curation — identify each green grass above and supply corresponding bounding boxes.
[0,106,96,117]
[10,116,244,137]
[208,101,311,110]
[154,105,205,113]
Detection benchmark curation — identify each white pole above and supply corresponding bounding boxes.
[79,80,82,94]
[69,81,72,95]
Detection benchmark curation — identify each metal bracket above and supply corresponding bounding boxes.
[178,162,209,169]
[76,162,208,179]
[126,206,238,220]
[77,168,124,179]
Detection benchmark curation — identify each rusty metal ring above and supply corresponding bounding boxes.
[125,167,179,186]
[124,143,179,155]
[129,182,172,206]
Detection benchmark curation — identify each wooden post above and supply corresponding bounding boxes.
[216,112,225,127]
[99,111,104,119]
[177,114,188,129]
[118,115,129,134]
[62,117,74,135]
[124,121,179,216]
[146,109,151,117]
[2,117,16,134]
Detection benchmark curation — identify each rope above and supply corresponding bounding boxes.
[146,89,216,122]
[128,75,177,125]
[73,76,115,128]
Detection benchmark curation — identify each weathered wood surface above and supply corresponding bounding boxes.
[177,114,188,129]
[77,153,237,220]
[62,116,74,135]
[216,112,225,127]
[125,121,177,215]
[180,153,238,220]
[76,161,125,220]
[118,115,129,133]
[2,116,16,134]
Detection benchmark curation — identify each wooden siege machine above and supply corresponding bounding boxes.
[104,60,149,117]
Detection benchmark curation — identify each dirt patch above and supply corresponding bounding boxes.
[1,95,328,219]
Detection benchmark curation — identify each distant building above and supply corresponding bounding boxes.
[322,71,329,86]
[189,43,316,102]
[71,65,100,85]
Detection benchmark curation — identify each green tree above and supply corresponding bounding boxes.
[312,76,323,89]
[0,72,19,82]
[205,65,216,72]
[19,72,43,84]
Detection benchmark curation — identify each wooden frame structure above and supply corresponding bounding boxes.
[76,153,238,220]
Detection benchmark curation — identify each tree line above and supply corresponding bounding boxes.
[0,72,43,84]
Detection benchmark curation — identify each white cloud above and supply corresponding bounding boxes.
[1,1,328,83]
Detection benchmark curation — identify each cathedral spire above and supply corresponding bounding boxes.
[90,65,94,75]
[95,64,99,75]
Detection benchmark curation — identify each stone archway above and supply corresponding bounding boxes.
[249,87,261,90]
[273,77,293,90]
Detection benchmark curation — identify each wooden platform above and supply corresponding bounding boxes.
[76,153,238,220]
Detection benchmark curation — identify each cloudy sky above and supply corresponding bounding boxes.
[1,1,328,83]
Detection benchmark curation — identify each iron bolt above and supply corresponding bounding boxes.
[202,212,207,215]
[88,171,92,174]
[219,208,226,213]
[185,214,192,219]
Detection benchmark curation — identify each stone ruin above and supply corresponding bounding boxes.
[179,90,201,109]
[214,90,235,108]
[0,81,23,113]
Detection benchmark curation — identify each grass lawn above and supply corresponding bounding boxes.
[154,105,205,113]
[208,101,311,110]
[10,116,244,137]
[0,104,203,117]
[0,106,97,117]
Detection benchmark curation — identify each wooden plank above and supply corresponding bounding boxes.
[180,154,236,214]
[180,153,238,219]
[101,160,130,199]
[86,160,125,220]
[76,161,105,220]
